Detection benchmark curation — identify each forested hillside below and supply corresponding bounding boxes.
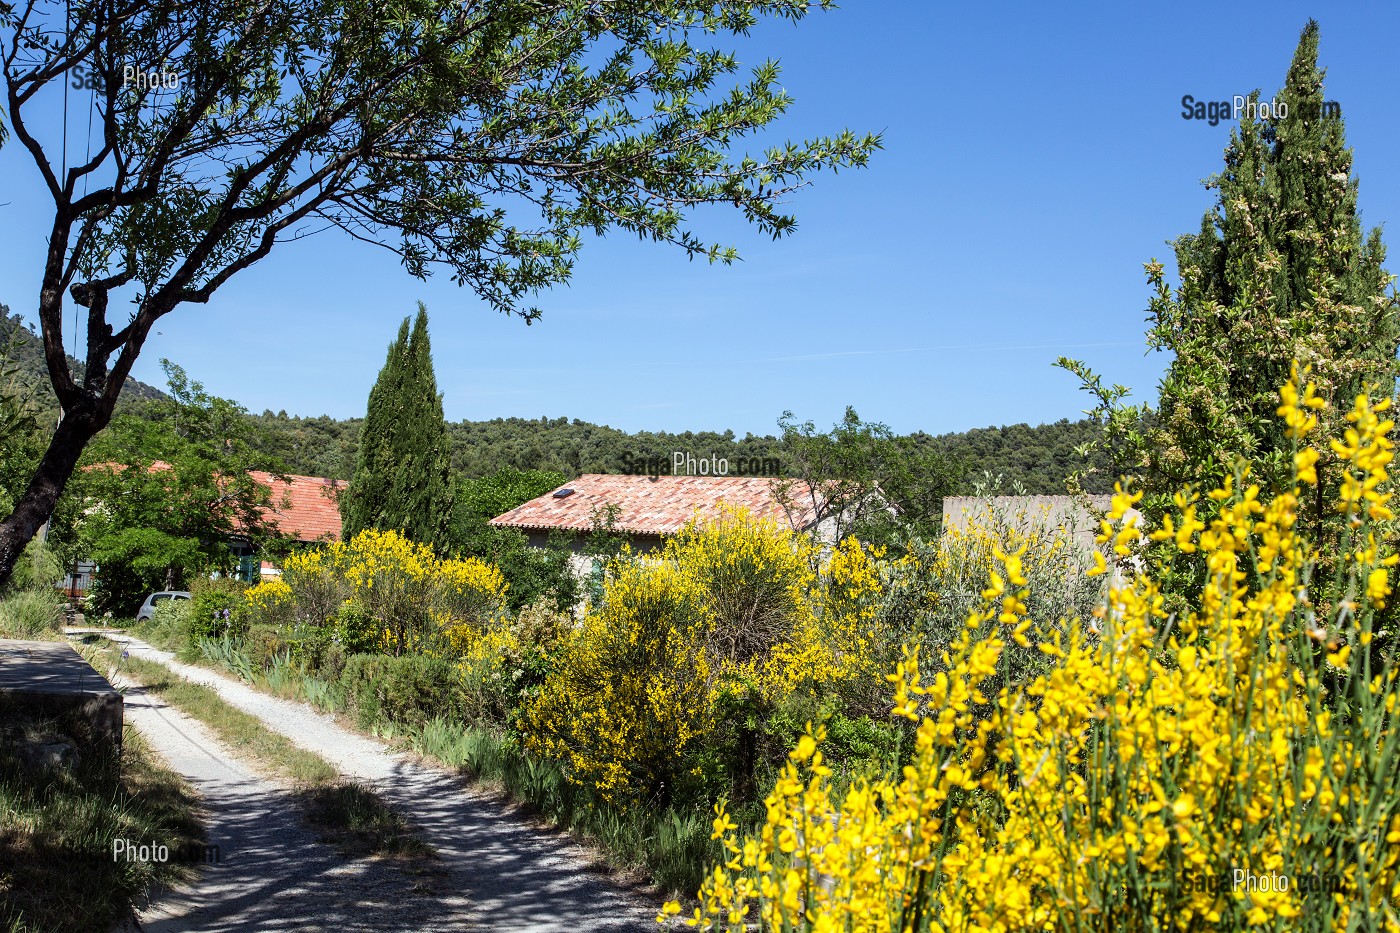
[6,303,1116,494]
[1,307,168,415]
[246,410,1117,493]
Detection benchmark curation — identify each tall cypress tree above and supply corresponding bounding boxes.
[1058,22,1399,616]
[341,304,455,550]
[1144,21,1400,505]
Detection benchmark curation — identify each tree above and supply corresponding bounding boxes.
[774,407,964,550]
[1061,21,1399,518]
[0,0,879,589]
[0,335,46,517]
[450,466,578,611]
[340,304,455,550]
[53,360,287,614]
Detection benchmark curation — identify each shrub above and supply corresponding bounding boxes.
[524,509,912,811]
[141,599,192,649]
[245,530,508,658]
[454,600,573,731]
[673,372,1400,931]
[523,559,714,807]
[340,654,462,730]
[874,497,1104,713]
[7,538,63,591]
[187,577,248,641]
[244,624,292,673]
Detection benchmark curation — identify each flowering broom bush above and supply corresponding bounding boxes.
[667,369,1400,931]
[875,498,1105,720]
[244,528,507,657]
[524,508,900,810]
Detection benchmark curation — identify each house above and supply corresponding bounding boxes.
[489,473,825,561]
[72,462,345,582]
[247,471,347,576]
[249,471,346,544]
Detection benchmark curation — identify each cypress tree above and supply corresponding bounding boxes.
[1144,20,1399,506]
[341,304,456,550]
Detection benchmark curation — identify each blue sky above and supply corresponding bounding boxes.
[3,2,1398,439]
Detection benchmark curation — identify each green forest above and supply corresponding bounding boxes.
[2,307,1115,495]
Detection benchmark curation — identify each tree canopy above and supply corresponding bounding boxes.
[53,361,287,614]
[1061,21,1399,515]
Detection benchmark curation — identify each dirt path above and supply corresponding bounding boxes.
[111,669,475,931]
[86,631,658,933]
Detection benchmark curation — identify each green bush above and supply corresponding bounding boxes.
[244,624,292,673]
[187,578,248,641]
[340,654,462,730]
[457,601,572,731]
[317,642,348,683]
[333,602,380,655]
[7,539,63,591]
[0,588,64,639]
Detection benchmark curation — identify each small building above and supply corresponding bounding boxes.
[941,494,1143,579]
[247,471,347,575]
[489,473,824,557]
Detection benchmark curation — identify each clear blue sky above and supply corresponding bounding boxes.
[3,2,1398,438]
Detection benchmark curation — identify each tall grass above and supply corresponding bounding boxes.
[0,588,64,640]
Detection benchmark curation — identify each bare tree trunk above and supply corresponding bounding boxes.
[0,403,105,589]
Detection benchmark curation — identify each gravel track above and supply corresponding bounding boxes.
[83,630,658,933]
[109,666,475,931]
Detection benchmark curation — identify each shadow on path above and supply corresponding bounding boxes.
[89,631,658,932]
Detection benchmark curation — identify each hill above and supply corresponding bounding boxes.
[1,307,168,415]
[247,409,1117,495]
[4,301,1117,495]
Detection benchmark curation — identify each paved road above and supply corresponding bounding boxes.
[85,630,658,933]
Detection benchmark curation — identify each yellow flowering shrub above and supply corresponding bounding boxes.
[454,601,574,729]
[525,508,899,809]
[524,559,715,804]
[875,498,1104,719]
[769,536,888,703]
[244,578,291,616]
[670,370,1400,931]
[246,529,507,657]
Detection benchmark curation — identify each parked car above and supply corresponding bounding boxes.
[136,591,192,622]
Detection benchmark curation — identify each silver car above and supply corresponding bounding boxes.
[135,590,191,622]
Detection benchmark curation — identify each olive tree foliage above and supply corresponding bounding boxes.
[0,0,879,588]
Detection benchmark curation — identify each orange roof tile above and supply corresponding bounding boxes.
[249,471,347,543]
[488,474,820,537]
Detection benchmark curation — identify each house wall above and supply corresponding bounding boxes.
[941,495,1143,581]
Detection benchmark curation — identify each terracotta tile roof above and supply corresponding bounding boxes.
[489,474,820,537]
[249,471,347,543]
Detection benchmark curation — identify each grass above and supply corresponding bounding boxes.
[296,783,434,860]
[90,641,432,862]
[0,588,65,641]
[0,708,204,933]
